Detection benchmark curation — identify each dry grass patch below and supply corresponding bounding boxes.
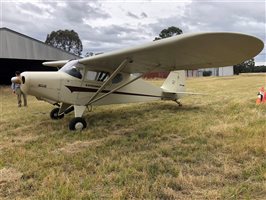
[0,167,23,184]
[0,167,23,199]
[56,136,121,154]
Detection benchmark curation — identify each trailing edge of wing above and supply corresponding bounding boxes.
[42,60,69,68]
[78,32,264,74]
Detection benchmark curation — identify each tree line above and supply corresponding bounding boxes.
[233,58,266,74]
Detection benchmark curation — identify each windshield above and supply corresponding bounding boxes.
[59,60,83,79]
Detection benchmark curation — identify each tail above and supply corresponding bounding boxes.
[161,70,186,93]
[161,70,186,100]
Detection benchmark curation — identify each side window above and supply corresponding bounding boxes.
[86,71,97,81]
[86,71,110,82]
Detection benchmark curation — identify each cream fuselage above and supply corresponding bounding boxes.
[20,70,164,106]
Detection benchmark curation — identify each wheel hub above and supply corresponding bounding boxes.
[75,122,84,130]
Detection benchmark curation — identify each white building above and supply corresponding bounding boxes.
[187,66,234,77]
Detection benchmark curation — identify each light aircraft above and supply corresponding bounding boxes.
[20,32,264,130]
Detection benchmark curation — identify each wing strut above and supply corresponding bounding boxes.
[86,58,130,105]
[86,64,161,105]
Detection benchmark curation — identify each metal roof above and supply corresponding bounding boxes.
[0,27,80,60]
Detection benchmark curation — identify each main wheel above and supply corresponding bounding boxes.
[50,108,64,120]
[69,117,87,131]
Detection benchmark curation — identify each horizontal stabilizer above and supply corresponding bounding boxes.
[174,92,207,95]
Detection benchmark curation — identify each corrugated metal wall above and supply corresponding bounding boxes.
[0,28,79,60]
[0,28,81,84]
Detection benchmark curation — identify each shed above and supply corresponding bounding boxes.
[0,27,80,84]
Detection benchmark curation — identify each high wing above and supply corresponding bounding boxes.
[43,32,264,73]
[78,32,263,73]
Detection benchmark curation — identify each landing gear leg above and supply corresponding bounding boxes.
[50,103,74,120]
[50,107,65,120]
[69,105,87,131]
[174,100,182,107]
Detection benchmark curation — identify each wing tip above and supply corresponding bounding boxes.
[42,60,69,67]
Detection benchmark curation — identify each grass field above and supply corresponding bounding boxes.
[0,75,266,199]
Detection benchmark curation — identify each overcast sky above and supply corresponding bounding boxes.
[1,0,265,63]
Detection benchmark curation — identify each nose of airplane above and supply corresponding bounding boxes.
[20,72,29,94]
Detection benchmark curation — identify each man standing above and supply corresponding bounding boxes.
[11,71,27,107]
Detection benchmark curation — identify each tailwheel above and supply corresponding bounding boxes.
[69,117,87,131]
[50,107,64,120]
[174,100,182,107]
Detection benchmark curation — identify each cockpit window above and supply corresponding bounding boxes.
[60,60,110,81]
[59,60,83,79]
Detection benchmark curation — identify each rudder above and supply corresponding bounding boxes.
[161,70,185,93]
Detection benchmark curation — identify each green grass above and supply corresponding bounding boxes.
[0,75,266,199]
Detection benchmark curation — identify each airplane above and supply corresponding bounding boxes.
[19,32,264,130]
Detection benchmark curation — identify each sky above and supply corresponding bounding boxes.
[0,0,265,63]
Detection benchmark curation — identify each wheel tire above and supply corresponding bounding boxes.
[50,108,64,120]
[69,117,87,131]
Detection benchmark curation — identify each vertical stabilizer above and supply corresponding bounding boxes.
[161,70,185,93]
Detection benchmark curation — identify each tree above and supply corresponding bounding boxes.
[233,58,255,75]
[154,26,183,41]
[85,52,94,57]
[45,29,83,56]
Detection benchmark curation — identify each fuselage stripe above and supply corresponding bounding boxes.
[65,85,162,98]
